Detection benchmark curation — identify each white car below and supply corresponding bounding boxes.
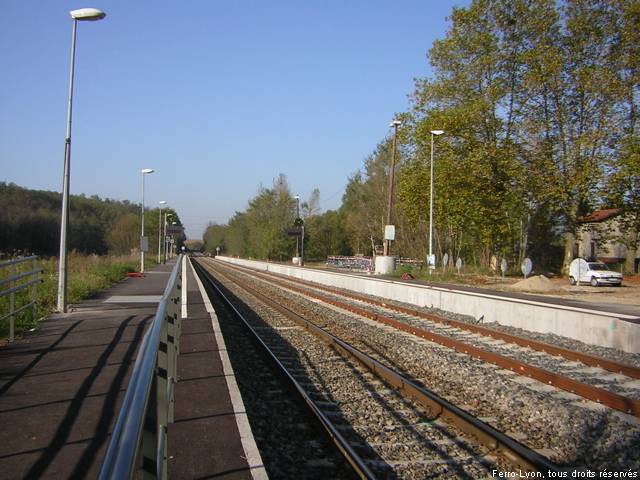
[568,258,623,287]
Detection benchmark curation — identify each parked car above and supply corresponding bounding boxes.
[568,258,623,286]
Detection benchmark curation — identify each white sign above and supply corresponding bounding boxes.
[521,258,532,278]
[384,225,396,241]
[456,257,463,273]
[427,254,436,267]
[140,236,149,252]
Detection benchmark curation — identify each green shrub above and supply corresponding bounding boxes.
[1,254,138,340]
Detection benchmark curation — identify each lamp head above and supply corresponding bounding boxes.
[159,200,167,205]
[141,168,154,174]
[390,120,401,128]
[430,130,444,136]
[70,8,106,21]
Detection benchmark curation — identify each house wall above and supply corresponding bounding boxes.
[577,217,627,262]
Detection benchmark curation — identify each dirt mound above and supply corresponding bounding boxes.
[508,275,564,293]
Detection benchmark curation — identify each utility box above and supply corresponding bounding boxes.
[375,255,396,274]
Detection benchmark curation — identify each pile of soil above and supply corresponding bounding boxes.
[508,275,564,293]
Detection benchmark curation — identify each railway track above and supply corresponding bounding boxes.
[192,260,360,479]
[201,258,640,472]
[193,258,560,478]
[214,259,640,417]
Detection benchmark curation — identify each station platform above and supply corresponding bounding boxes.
[168,256,265,479]
[0,257,264,479]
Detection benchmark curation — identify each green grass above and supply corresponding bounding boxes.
[1,253,142,341]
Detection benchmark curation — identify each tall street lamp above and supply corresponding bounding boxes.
[383,119,401,257]
[158,200,167,263]
[140,168,154,273]
[295,195,300,258]
[428,130,444,271]
[57,8,106,313]
[164,213,173,263]
[169,222,177,259]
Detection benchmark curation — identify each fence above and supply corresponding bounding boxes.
[397,258,425,269]
[0,256,42,342]
[326,256,425,272]
[326,255,373,272]
[99,254,183,480]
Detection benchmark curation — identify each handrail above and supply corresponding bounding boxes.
[1,256,42,341]
[0,256,38,268]
[99,255,182,480]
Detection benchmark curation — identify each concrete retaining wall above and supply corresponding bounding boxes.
[216,257,640,353]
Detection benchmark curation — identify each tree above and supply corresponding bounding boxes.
[301,188,321,218]
[203,223,229,254]
[608,137,640,272]
[341,140,395,256]
[304,210,351,260]
[107,213,139,254]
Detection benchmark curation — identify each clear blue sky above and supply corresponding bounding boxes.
[1,1,468,239]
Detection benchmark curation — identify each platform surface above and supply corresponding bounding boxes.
[167,257,265,479]
[0,258,261,479]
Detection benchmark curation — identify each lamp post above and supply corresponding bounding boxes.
[428,130,444,271]
[295,195,300,258]
[158,201,166,263]
[169,222,177,259]
[140,168,154,273]
[383,119,401,257]
[164,213,173,263]
[57,8,106,313]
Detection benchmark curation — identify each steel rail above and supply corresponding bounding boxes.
[0,301,37,323]
[0,256,38,268]
[0,268,43,288]
[192,260,377,480]
[99,256,182,480]
[0,278,42,297]
[198,259,561,476]
[1,256,42,342]
[222,260,640,379]
[212,259,640,418]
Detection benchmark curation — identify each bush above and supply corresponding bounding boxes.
[1,253,138,340]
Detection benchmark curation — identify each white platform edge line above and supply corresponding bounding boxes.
[181,255,188,319]
[188,258,269,480]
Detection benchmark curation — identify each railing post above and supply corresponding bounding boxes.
[176,265,183,353]
[141,374,159,480]
[166,277,179,423]
[157,316,169,478]
[30,257,38,325]
[9,263,16,342]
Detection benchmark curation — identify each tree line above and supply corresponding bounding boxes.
[0,182,184,257]
[205,0,639,273]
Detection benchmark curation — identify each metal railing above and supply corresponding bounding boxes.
[0,256,42,342]
[99,255,183,480]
